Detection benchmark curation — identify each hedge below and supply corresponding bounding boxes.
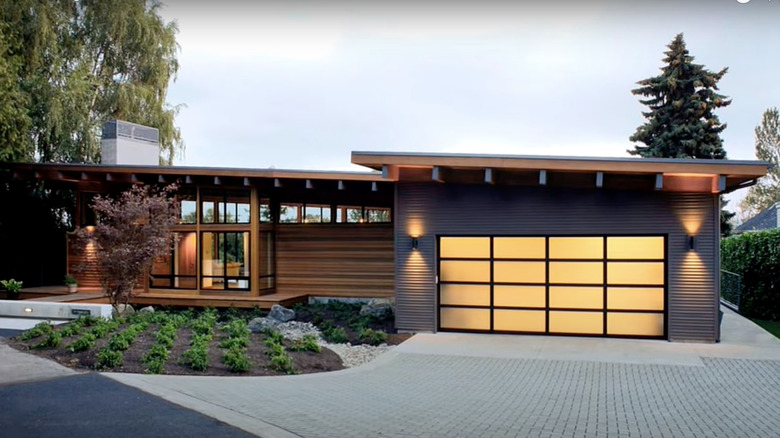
[721,229,780,320]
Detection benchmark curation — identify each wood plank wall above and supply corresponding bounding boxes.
[276,224,394,298]
[67,235,102,288]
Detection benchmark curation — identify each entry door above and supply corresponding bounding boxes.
[437,236,666,338]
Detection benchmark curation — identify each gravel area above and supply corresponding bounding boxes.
[275,321,393,368]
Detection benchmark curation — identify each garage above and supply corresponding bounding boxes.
[438,236,666,337]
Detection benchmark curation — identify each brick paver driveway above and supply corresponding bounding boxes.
[108,308,780,438]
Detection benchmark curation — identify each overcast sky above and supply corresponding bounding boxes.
[161,0,779,184]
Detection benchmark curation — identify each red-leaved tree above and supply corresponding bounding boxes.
[75,184,179,313]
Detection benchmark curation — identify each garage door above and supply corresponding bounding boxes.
[437,236,666,338]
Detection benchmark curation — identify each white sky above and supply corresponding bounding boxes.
[160,0,779,207]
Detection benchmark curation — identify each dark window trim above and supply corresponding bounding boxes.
[200,231,251,291]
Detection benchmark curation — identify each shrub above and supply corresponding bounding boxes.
[265,342,285,357]
[219,336,249,349]
[322,326,348,344]
[181,345,209,371]
[18,321,54,341]
[68,333,97,352]
[358,328,388,346]
[269,353,295,374]
[222,346,251,373]
[59,318,86,338]
[722,230,780,320]
[33,330,62,349]
[289,334,321,353]
[223,319,250,338]
[96,349,123,369]
[143,343,170,374]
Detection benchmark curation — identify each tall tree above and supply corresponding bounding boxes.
[740,108,780,219]
[629,33,730,159]
[0,0,183,164]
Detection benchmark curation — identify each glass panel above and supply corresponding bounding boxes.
[607,288,665,311]
[200,190,221,224]
[440,261,490,282]
[259,231,275,290]
[493,237,545,259]
[494,286,546,308]
[151,254,172,287]
[439,308,490,330]
[201,232,220,289]
[494,262,546,284]
[179,189,197,224]
[366,207,391,223]
[494,310,546,332]
[237,202,251,224]
[440,284,490,307]
[202,232,249,290]
[227,190,250,224]
[337,206,363,223]
[280,204,301,223]
[607,262,664,285]
[259,199,272,223]
[321,207,332,223]
[549,237,603,259]
[440,237,490,259]
[549,311,603,334]
[549,287,603,310]
[607,313,664,336]
[174,232,197,289]
[549,262,603,284]
[304,206,322,223]
[607,237,664,260]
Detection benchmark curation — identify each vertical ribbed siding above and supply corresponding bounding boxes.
[395,183,718,341]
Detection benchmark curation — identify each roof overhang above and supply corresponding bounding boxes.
[352,151,769,194]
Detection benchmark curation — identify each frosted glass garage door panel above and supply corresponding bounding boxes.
[440,261,490,283]
[607,288,665,311]
[494,286,546,308]
[494,262,546,284]
[607,313,664,336]
[549,237,603,259]
[439,308,490,331]
[494,310,546,332]
[549,311,603,334]
[549,287,604,310]
[493,237,545,259]
[607,237,664,260]
[440,284,491,307]
[549,262,604,284]
[607,262,664,285]
[440,237,490,259]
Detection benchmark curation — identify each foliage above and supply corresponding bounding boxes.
[181,332,211,371]
[721,230,780,320]
[222,345,251,373]
[143,343,169,374]
[289,334,321,353]
[64,274,77,285]
[262,328,296,374]
[1,278,22,293]
[107,322,147,351]
[629,33,730,159]
[33,330,62,349]
[751,318,780,340]
[96,349,123,369]
[269,353,295,374]
[740,108,780,219]
[219,317,252,373]
[68,332,97,352]
[321,326,348,344]
[0,0,183,164]
[358,328,388,346]
[17,320,53,340]
[73,184,179,313]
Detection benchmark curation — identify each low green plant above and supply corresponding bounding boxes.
[96,349,124,369]
[222,345,251,373]
[17,321,54,341]
[265,342,285,357]
[59,318,86,338]
[181,344,210,371]
[322,326,348,344]
[358,328,388,346]
[223,318,250,338]
[33,330,62,349]
[107,322,147,351]
[64,274,78,285]
[68,333,97,352]
[269,353,295,374]
[289,334,321,353]
[219,336,249,349]
[1,278,23,293]
[143,343,170,374]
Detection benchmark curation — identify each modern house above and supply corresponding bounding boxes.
[734,202,780,234]
[5,121,769,342]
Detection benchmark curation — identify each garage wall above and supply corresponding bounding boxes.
[395,182,719,341]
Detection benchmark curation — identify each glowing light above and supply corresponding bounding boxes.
[23,307,33,313]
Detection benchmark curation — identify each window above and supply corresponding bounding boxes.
[304,204,331,223]
[259,198,272,223]
[366,207,391,223]
[201,232,250,290]
[259,231,275,290]
[200,190,250,224]
[179,189,197,224]
[336,206,392,223]
[336,206,364,223]
[279,203,301,223]
[150,232,197,289]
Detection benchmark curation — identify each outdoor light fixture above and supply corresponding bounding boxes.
[23,307,33,313]
[688,235,695,251]
[411,237,419,250]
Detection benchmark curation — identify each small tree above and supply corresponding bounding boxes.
[740,108,780,219]
[75,184,179,313]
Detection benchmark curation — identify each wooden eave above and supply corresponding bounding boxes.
[351,151,769,194]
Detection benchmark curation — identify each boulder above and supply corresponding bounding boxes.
[359,298,394,318]
[113,304,135,317]
[268,304,295,322]
[138,306,155,313]
[248,317,279,333]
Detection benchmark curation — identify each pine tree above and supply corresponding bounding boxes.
[739,108,780,219]
[629,33,730,159]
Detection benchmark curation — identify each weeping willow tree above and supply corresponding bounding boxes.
[0,0,183,164]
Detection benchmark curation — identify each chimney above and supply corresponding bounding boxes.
[100,120,160,166]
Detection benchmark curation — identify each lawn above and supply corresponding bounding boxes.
[751,318,780,340]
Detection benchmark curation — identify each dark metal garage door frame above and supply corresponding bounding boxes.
[436,234,668,339]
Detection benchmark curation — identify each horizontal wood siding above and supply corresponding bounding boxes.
[396,183,718,341]
[67,235,102,289]
[276,224,394,298]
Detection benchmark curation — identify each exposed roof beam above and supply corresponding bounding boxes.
[484,168,494,184]
[596,172,603,188]
[539,170,547,186]
[306,179,314,189]
[432,166,443,183]
[274,178,282,188]
[243,177,251,187]
[338,180,346,190]
[717,175,726,192]
[655,173,663,190]
[213,176,221,185]
[372,182,378,192]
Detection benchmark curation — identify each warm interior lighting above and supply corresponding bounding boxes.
[85,225,95,232]
[23,307,33,313]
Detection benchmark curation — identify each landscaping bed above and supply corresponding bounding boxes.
[9,301,410,376]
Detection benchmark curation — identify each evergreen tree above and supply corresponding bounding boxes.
[629,33,730,159]
[739,108,780,219]
[0,0,183,164]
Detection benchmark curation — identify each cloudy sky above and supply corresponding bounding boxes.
[160,0,779,182]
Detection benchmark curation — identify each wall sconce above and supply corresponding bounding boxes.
[688,235,695,251]
[411,237,419,250]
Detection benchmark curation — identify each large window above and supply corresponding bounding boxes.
[150,232,197,289]
[336,206,392,223]
[201,190,250,224]
[201,232,250,290]
[259,231,275,290]
[259,198,272,223]
[179,188,197,224]
[304,204,331,223]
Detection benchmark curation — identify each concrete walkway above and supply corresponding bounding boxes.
[104,307,780,438]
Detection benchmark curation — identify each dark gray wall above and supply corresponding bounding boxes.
[395,182,719,342]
